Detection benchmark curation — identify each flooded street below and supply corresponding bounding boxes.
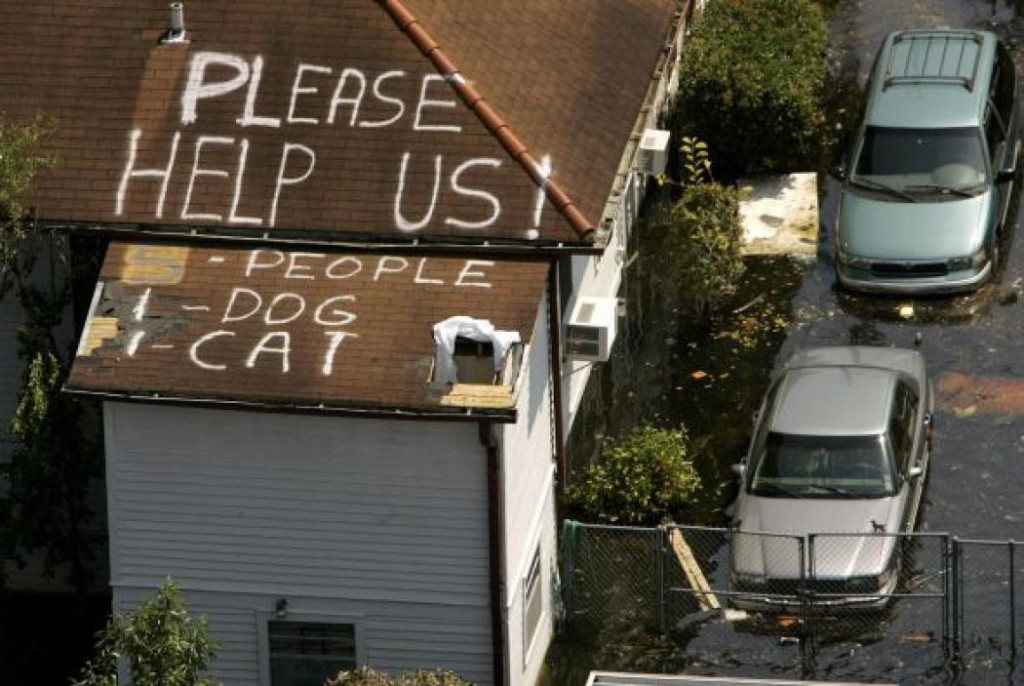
[558,0,1024,682]
[807,0,1024,542]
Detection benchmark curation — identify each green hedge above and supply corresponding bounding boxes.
[328,667,472,686]
[566,425,701,526]
[667,182,744,316]
[674,0,829,179]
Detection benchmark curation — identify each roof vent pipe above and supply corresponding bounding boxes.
[158,2,187,44]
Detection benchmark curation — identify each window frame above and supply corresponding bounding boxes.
[522,545,545,664]
[256,609,365,686]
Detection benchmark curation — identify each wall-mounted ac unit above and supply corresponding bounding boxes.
[637,129,671,176]
[565,296,618,362]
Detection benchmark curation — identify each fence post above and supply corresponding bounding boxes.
[560,519,578,626]
[657,525,666,633]
[950,536,962,670]
[801,534,816,677]
[1010,540,1016,668]
[941,534,951,659]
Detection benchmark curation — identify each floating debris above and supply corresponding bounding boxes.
[900,631,934,643]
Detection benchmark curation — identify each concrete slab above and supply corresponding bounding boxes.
[738,172,819,261]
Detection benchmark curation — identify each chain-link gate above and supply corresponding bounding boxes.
[559,522,1023,682]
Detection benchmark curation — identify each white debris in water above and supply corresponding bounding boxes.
[723,608,748,622]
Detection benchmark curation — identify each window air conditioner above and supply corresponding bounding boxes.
[637,128,671,176]
[565,296,618,362]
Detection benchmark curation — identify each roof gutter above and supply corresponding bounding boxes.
[376,0,596,245]
[61,386,518,423]
[548,264,568,495]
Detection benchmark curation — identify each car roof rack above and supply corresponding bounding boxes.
[883,30,983,92]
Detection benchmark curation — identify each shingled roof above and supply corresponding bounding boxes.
[66,241,549,418]
[0,0,680,250]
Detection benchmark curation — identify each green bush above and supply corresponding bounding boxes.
[667,182,744,316]
[73,578,220,686]
[674,0,829,179]
[566,425,701,526]
[328,667,473,686]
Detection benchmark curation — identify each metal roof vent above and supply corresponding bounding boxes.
[158,2,187,45]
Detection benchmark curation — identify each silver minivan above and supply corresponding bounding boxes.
[835,29,1020,294]
[730,346,933,611]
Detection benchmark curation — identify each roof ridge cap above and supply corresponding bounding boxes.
[376,0,595,244]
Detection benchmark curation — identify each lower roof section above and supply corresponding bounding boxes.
[66,241,550,419]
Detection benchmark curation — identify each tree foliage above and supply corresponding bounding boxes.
[73,578,221,686]
[673,0,829,180]
[566,425,702,526]
[328,667,473,686]
[0,115,54,299]
[666,181,744,317]
[0,116,104,593]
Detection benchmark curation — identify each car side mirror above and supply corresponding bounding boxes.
[908,465,924,480]
[731,462,746,477]
[996,166,1016,183]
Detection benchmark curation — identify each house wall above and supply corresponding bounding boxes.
[500,291,557,686]
[104,402,495,685]
[561,3,690,433]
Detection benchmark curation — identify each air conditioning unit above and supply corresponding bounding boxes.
[637,128,671,176]
[565,296,618,362]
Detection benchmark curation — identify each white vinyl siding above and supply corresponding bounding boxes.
[105,403,493,684]
[500,297,558,685]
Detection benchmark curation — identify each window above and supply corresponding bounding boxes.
[452,337,497,384]
[523,547,544,656]
[887,381,919,478]
[994,42,1016,128]
[269,621,356,686]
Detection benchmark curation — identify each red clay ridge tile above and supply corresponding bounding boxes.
[376,0,595,244]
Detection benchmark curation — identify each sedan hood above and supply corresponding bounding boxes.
[733,497,899,579]
[838,190,992,259]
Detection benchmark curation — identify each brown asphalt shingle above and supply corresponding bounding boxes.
[37,0,681,412]
[0,0,678,249]
[67,241,548,416]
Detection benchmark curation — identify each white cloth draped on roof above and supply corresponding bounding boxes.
[432,316,521,386]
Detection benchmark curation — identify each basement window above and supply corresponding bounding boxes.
[268,620,356,686]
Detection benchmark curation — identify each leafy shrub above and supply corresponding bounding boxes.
[328,667,473,686]
[673,0,829,179]
[567,425,701,526]
[666,182,744,316]
[73,578,220,686]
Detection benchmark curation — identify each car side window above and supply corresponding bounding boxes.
[994,42,1016,127]
[888,381,919,480]
[986,103,1006,161]
[746,378,782,486]
[986,46,1015,162]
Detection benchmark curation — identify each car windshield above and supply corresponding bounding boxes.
[851,126,988,197]
[749,433,895,498]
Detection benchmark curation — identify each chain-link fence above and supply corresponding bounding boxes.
[559,521,1020,682]
[953,538,1024,682]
